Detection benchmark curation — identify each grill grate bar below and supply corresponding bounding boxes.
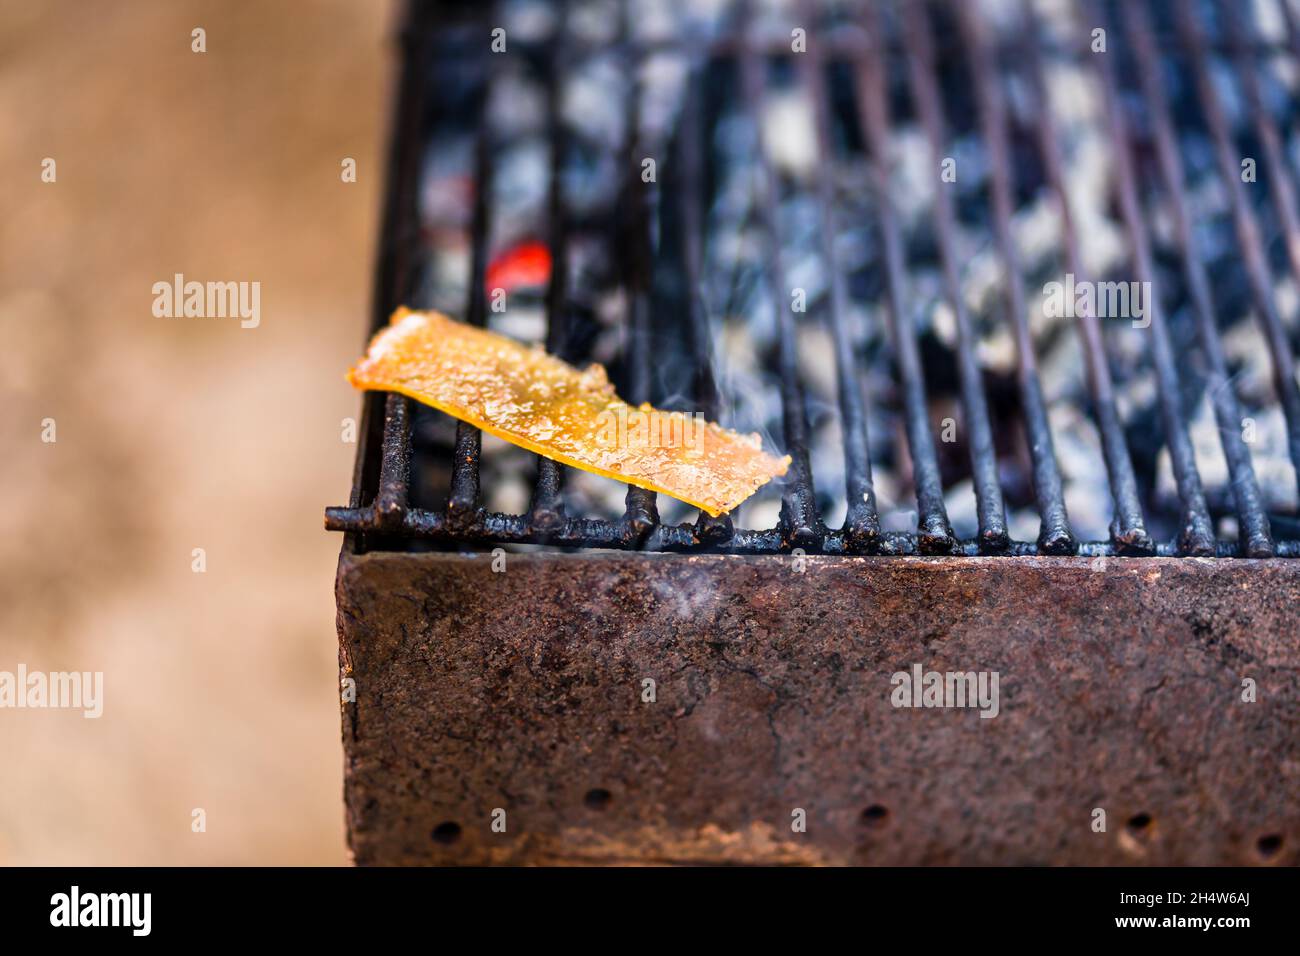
[1118,0,1274,557]
[1019,0,1152,555]
[359,0,437,537]
[374,393,413,528]
[957,1,1076,555]
[528,4,574,532]
[447,69,495,520]
[616,1,661,543]
[901,7,1010,552]
[737,1,824,548]
[677,68,736,545]
[797,0,880,551]
[324,499,1300,558]
[853,2,955,554]
[1090,0,1216,556]
[1170,0,1300,490]
[327,0,1300,560]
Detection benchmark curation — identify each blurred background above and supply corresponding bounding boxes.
[1,0,393,863]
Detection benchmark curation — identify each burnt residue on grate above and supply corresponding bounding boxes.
[327,0,1300,557]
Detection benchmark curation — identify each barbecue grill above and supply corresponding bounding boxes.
[328,0,1300,865]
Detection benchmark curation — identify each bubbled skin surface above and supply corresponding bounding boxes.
[348,308,790,516]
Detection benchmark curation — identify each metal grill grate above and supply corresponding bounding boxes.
[327,0,1300,557]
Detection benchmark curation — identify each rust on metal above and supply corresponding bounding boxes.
[337,551,1300,865]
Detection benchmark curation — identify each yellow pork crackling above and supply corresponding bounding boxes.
[348,308,791,517]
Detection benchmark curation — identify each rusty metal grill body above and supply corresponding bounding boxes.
[330,0,1300,865]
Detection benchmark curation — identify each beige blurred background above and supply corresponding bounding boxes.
[0,0,394,863]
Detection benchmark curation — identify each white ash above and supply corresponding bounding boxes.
[736,490,783,533]
[1248,407,1300,511]
[1275,275,1300,328]
[480,435,534,517]
[489,140,549,241]
[491,304,546,346]
[568,0,619,46]
[502,0,557,44]
[488,70,548,135]
[762,91,818,179]
[420,137,473,228]
[1051,402,1115,541]
[888,129,937,229]
[638,54,691,141]
[795,322,839,400]
[942,478,978,540]
[1036,320,1085,405]
[810,405,848,528]
[1153,396,1299,515]
[1155,393,1231,505]
[1221,317,1282,405]
[565,54,627,148]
